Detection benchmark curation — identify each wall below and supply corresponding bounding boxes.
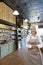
[23,20,28,29]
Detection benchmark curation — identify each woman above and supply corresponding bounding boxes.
[26,25,42,65]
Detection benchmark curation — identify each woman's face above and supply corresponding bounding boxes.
[30,27,36,35]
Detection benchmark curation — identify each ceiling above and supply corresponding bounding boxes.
[3,0,43,23]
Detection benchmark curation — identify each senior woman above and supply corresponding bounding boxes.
[26,25,42,65]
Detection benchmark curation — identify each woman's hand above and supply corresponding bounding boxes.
[32,45,38,49]
[35,40,39,44]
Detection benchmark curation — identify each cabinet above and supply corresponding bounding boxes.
[1,44,8,58]
[8,42,14,53]
[3,3,9,21]
[0,42,15,58]
[8,7,13,23]
[0,28,16,58]
[0,2,16,24]
[0,2,3,19]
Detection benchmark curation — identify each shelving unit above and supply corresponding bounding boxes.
[17,28,22,49]
[21,28,29,48]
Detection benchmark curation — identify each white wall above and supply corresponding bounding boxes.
[37,28,43,36]
[35,25,43,36]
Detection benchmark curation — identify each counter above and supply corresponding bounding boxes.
[0,40,16,58]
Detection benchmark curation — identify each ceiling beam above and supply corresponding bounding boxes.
[0,19,16,27]
[0,0,4,2]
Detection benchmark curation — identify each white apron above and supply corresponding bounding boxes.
[27,35,42,65]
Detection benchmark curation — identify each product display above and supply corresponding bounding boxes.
[0,28,16,44]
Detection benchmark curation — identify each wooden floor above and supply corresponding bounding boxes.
[0,48,43,65]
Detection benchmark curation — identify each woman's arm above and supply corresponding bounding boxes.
[37,35,43,49]
[26,35,32,48]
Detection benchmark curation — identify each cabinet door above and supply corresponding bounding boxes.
[8,42,14,53]
[1,44,8,58]
[8,7,13,23]
[3,3,9,21]
[13,15,16,24]
[0,2,3,19]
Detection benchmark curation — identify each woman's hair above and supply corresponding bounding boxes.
[30,25,37,34]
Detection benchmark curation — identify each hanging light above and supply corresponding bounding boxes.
[13,10,19,15]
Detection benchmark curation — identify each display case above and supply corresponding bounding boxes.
[0,28,16,58]
[0,28,16,41]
